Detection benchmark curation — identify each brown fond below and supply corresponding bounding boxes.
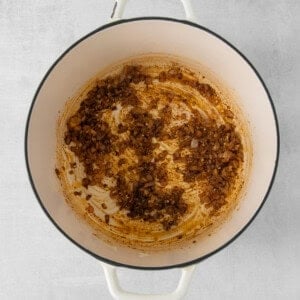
[56,55,252,251]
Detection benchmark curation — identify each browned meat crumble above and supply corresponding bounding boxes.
[63,65,243,230]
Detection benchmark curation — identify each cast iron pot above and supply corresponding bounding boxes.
[25,1,279,299]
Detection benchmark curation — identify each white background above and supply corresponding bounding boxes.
[0,0,299,299]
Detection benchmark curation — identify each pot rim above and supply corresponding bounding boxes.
[24,17,280,270]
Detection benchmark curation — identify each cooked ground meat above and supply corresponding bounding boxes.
[63,64,243,230]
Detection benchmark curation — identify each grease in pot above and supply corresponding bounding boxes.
[55,55,252,250]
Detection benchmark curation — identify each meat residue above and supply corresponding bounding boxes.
[60,63,244,232]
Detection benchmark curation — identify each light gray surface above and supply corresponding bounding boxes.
[0,0,299,299]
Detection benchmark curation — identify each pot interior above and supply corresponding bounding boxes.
[26,19,278,268]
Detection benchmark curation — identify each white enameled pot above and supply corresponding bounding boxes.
[25,0,279,299]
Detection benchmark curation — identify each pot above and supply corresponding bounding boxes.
[25,0,279,299]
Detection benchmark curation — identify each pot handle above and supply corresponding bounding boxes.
[101,262,195,300]
[111,0,196,22]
